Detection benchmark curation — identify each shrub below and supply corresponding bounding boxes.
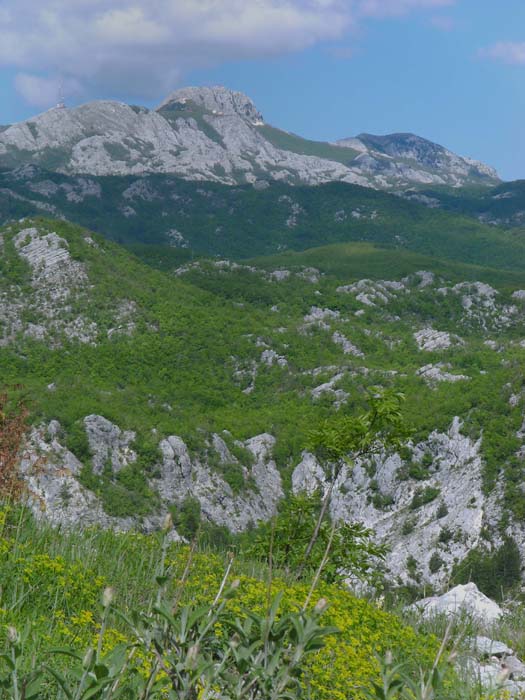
[429,551,445,573]
[451,537,521,601]
[243,492,387,585]
[410,486,441,510]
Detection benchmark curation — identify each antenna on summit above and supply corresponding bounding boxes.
[56,80,66,109]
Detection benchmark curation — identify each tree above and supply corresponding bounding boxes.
[295,389,408,579]
[245,491,386,584]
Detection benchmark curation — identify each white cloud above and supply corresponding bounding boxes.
[14,74,62,108]
[480,41,525,66]
[357,0,454,18]
[0,0,457,108]
[14,74,83,109]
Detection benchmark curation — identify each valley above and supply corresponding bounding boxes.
[2,85,525,699]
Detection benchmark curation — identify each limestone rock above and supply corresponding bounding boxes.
[19,424,132,530]
[332,331,364,357]
[0,86,498,189]
[417,363,470,386]
[291,416,492,587]
[84,415,136,474]
[154,432,283,532]
[414,328,458,352]
[472,636,514,658]
[412,583,503,623]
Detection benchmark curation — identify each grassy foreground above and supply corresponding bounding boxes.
[2,503,522,699]
[0,504,452,699]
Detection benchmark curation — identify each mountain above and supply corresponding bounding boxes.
[337,132,498,188]
[0,167,520,269]
[5,216,525,594]
[0,86,499,189]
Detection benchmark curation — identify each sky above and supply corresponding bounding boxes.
[0,0,524,180]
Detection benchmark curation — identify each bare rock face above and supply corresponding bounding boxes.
[0,226,98,346]
[292,417,497,587]
[19,424,129,530]
[155,432,283,532]
[11,411,520,592]
[332,331,364,357]
[0,87,499,189]
[18,418,282,535]
[84,415,136,475]
[159,86,264,123]
[0,224,137,347]
[414,328,459,352]
[336,132,499,187]
[416,363,470,387]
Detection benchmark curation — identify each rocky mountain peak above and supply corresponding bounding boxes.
[339,132,499,183]
[0,85,499,188]
[157,85,264,124]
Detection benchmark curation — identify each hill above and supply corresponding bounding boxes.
[4,217,525,594]
[406,179,525,230]
[0,169,522,270]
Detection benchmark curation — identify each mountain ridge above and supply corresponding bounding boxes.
[0,85,499,189]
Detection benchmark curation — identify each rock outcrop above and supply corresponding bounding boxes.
[292,417,498,587]
[19,418,282,535]
[154,432,282,532]
[411,583,503,622]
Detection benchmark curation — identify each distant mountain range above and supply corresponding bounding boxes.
[0,86,499,190]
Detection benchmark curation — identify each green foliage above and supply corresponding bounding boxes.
[170,496,202,540]
[410,487,441,511]
[365,650,467,700]
[438,527,453,545]
[79,462,159,518]
[3,172,525,271]
[451,538,522,601]
[417,180,525,231]
[428,552,445,574]
[0,505,442,700]
[64,421,92,463]
[256,124,359,164]
[436,503,448,519]
[307,389,408,465]
[243,492,386,584]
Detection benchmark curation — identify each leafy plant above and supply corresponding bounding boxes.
[243,492,386,584]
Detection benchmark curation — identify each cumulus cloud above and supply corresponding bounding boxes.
[0,0,354,105]
[480,41,525,66]
[357,0,454,18]
[0,0,457,107]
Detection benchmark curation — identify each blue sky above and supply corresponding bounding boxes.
[1,0,524,180]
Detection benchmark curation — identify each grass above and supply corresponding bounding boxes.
[0,503,454,700]
[256,124,359,164]
[249,241,525,290]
